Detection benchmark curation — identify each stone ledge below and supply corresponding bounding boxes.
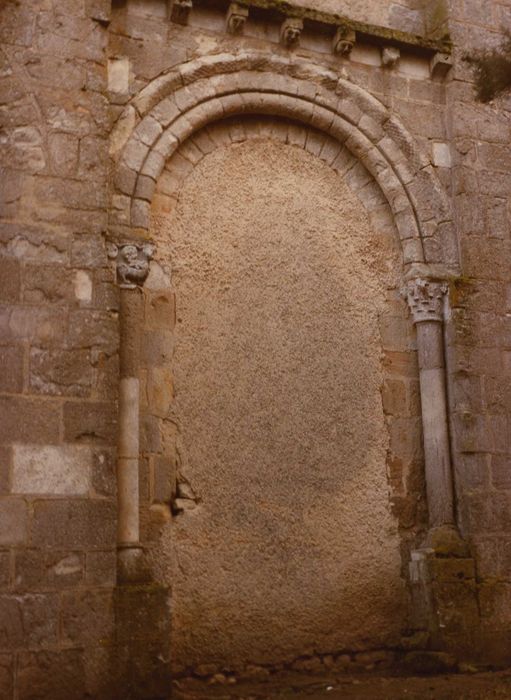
[169,0,451,55]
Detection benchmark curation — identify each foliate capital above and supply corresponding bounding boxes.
[107,241,155,289]
[403,278,447,324]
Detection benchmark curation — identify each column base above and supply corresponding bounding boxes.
[110,583,172,699]
[422,524,470,557]
[117,543,151,584]
[409,529,479,659]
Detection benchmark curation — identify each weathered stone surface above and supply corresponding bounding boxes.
[140,330,173,367]
[0,593,59,649]
[144,291,176,330]
[14,550,83,591]
[71,234,107,269]
[61,590,114,646]
[145,367,174,418]
[63,401,117,444]
[0,551,10,588]
[0,345,24,393]
[67,310,118,353]
[85,550,116,586]
[0,306,68,348]
[402,651,458,675]
[29,347,93,397]
[0,653,13,698]
[48,133,79,176]
[140,413,161,453]
[152,455,176,503]
[0,397,61,445]
[31,499,116,548]
[12,444,91,495]
[91,448,116,496]
[17,650,87,700]
[0,498,27,546]
[0,257,21,303]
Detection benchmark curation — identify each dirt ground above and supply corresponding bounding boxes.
[173,671,511,699]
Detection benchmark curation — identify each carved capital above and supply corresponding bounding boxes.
[107,242,155,289]
[226,2,248,34]
[280,17,303,47]
[403,278,447,323]
[333,26,356,56]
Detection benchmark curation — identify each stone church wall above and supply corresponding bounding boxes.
[0,0,510,697]
[446,0,511,663]
[0,2,118,697]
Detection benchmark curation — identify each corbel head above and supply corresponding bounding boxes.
[226,2,249,34]
[280,17,303,47]
[168,0,192,25]
[382,46,401,68]
[333,25,356,56]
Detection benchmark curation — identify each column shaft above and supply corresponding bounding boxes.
[404,277,455,534]
[107,241,154,582]
[416,321,454,528]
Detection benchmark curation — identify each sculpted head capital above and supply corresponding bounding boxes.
[107,241,156,289]
[402,277,448,324]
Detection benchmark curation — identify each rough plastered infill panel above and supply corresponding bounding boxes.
[152,138,408,669]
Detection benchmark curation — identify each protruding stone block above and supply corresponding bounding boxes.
[168,0,192,25]
[108,57,130,96]
[280,17,303,47]
[86,0,111,23]
[430,52,453,78]
[382,46,401,67]
[333,25,356,55]
[226,2,248,34]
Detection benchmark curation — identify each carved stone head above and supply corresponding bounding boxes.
[227,2,248,34]
[333,26,356,56]
[280,18,303,47]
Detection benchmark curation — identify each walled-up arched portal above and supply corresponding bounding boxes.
[109,50,463,668]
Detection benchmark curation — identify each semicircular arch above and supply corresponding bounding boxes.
[111,51,458,270]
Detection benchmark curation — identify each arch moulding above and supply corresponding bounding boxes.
[110,50,459,274]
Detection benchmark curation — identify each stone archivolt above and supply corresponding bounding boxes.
[111,51,457,273]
